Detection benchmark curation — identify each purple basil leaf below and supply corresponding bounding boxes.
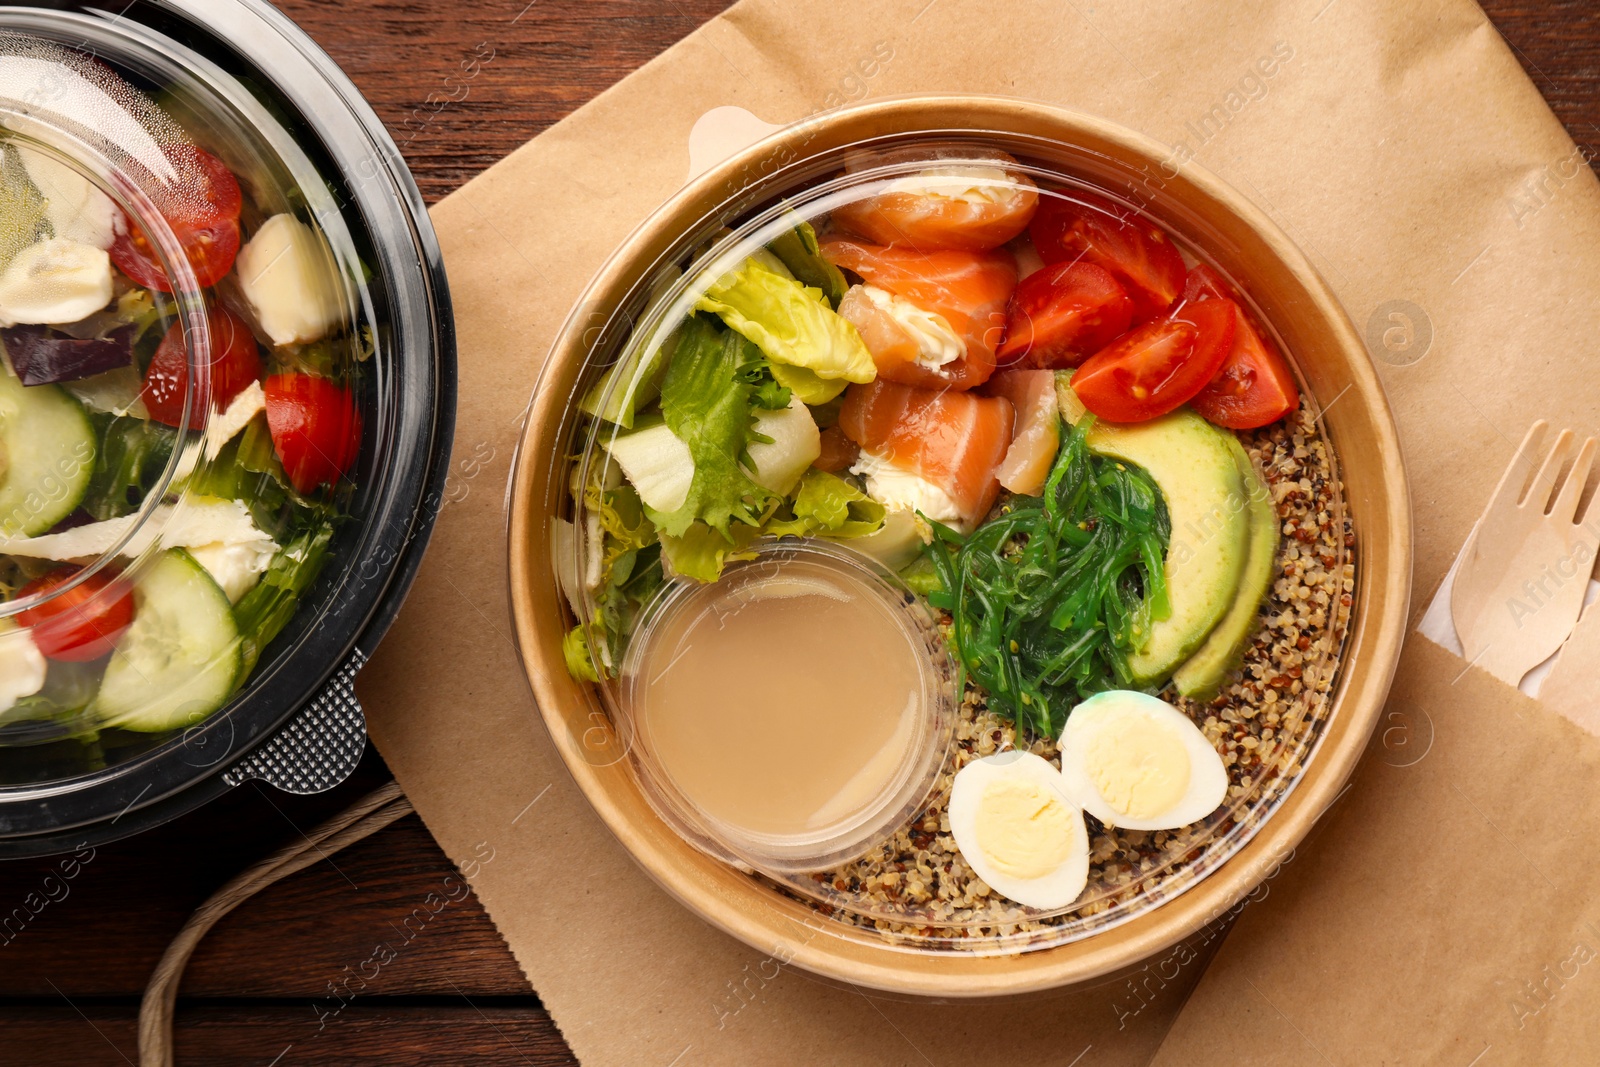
[5,324,133,386]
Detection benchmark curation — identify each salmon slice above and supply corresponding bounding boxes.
[839,379,1014,529]
[831,154,1040,252]
[822,238,1016,391]
[983,369,1061,496]
[835,284,960,390]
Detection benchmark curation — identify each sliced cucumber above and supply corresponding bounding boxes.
[0,363,96,536]
[93,548,242,733]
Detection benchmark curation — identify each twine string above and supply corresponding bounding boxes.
[137,781,415,1067]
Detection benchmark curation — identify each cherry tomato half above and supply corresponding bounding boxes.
[141,307,263,429]
[1072,297,1237,423]
[996,261,1134,369]
[110,145,243,292]
[17,567,136,662]
[1179,265,1301,428]
[264,373,362,495]
[1028,191,1187,322]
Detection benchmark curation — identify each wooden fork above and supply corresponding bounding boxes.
[1540,595,1600,735]
[1451,421,1600,687]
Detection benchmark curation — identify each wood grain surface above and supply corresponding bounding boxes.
[1,1,1595,1064]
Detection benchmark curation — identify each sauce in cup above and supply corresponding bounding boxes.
[623,544,951,869]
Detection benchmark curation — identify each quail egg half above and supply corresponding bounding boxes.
[1059,690,1229,832]
[947,751,1090,910]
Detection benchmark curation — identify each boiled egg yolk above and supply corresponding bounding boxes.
[1059,690,1230,832]
[947,751,1091,911]
[974,776,1076,880]
[1083,709,1190,821]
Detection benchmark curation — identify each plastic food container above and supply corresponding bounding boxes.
[619,538,955,875]
[0,1,453,856]
[510,96,1409,996]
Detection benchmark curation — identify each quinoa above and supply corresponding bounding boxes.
[761,399,1355,952]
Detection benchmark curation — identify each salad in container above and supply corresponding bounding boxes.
[0,3,452,852]
[542,134,1358,954]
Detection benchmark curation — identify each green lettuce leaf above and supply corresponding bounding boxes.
[741,355,792,410]
[898,555,944,597]
[185,414,313,539]
[694,254,875,405]
[766,215,848,307]
[232,520,336,679]
[767,469,886,539]
[583,542,663,677]
[766,361,848,405]
[645,314,777,539]
[594,481,653,561]
[659,521,759,583]
[81,414,176,521]
[563,625,600,683]
[582,469,655,593]
[580,322,678,429]
[578,266,685,428]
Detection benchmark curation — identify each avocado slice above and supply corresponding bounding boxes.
[1054,374,1250,686]
[1172,437,1280,699]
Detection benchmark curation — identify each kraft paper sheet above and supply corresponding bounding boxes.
[355,0,1600,1062]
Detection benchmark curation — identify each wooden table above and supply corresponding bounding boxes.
[2,1,1596,1063]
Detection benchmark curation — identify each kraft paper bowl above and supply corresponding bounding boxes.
[508,96,1411,997]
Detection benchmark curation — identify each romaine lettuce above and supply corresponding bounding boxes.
[659,521,759,583]
[645,314,777,539]
[695,254,875,405]
[233,520,334,678]
[766,215,848,308]
[767,469,885,539]
[81,413,175,521]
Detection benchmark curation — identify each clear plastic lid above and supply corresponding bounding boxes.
[552,138,1355,954]
[0,22,368,781]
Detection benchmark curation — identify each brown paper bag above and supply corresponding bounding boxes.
[1153,641,1600,1065]
[356,0,1600,1061]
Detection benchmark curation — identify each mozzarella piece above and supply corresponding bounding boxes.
[849,449,966,529]
[186,539,274,602]
[0,238,113,326]
[206,380,266,449]
[235,214,348,346]
[854,284,963,372]
[0,622,46,714]
[0,496,277,568]
[948,751,1090,911]
[885,164,1020,207]
[18,148,118,249]
[1058,690,1230,832]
